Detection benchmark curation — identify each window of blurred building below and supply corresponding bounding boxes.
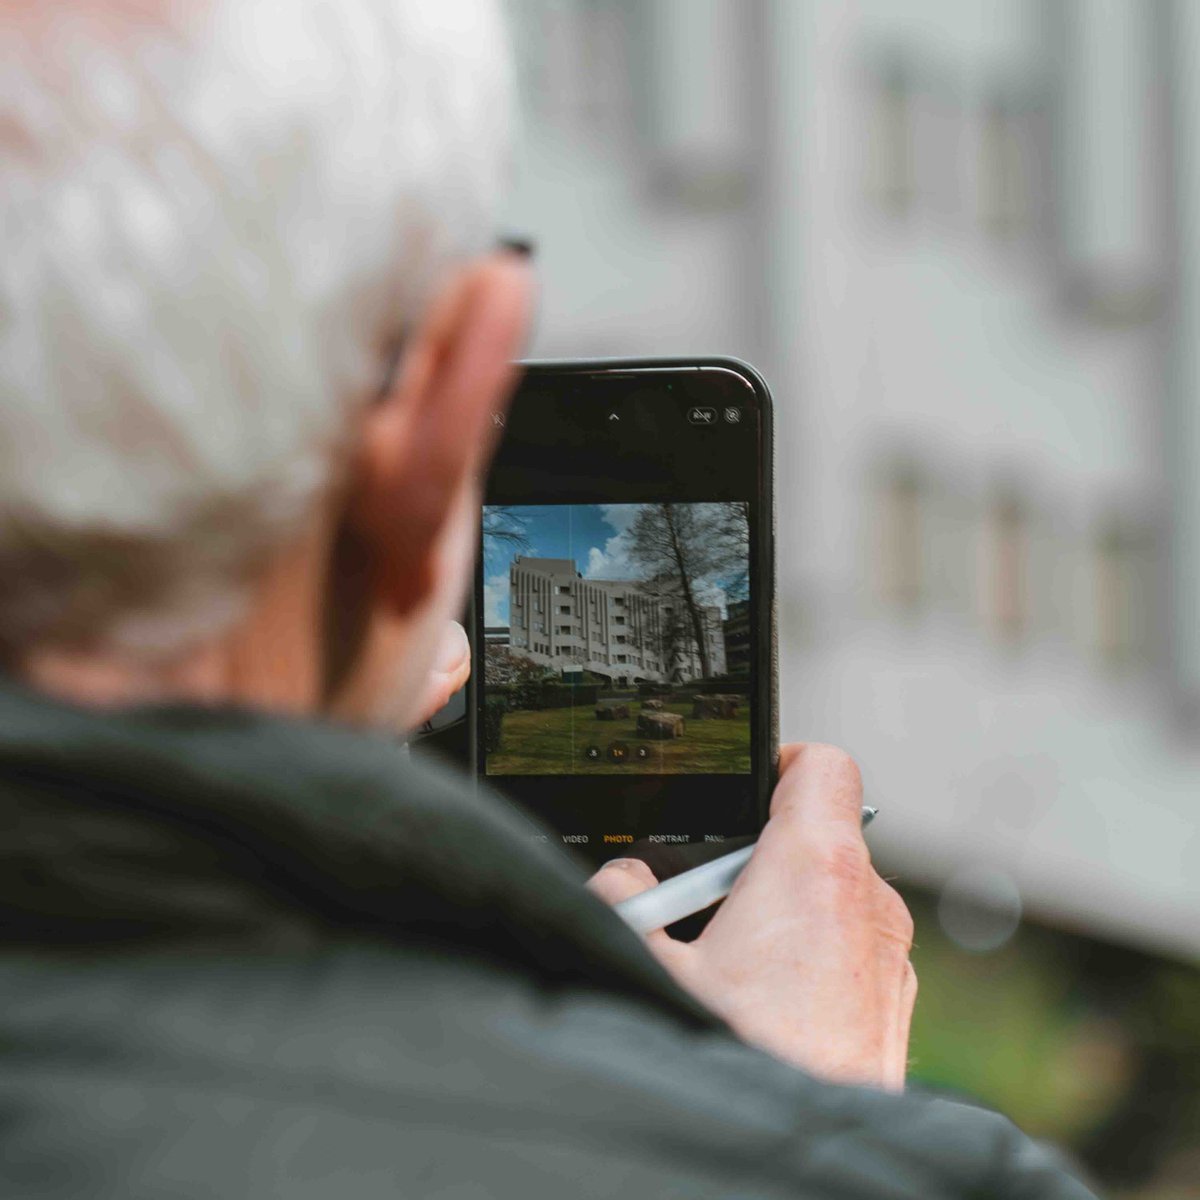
[978,86,1041,242]
[863,51,915,219]
[874,458,924,612]
[980,487,1029,644]
[1091,511,1158,669]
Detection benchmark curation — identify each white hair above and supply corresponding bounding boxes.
[0,0,512,660]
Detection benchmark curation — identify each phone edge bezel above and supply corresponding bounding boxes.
[468,354,778,832]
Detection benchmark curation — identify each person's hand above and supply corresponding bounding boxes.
[589,743,917,1091]
[410,620,471,727]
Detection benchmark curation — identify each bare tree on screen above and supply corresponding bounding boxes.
[626,503,744,679]
[482,506,530,555]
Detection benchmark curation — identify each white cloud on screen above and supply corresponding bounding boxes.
[584,538,634,580]
[597,504,639,533]
[483,572,509,626]
[584,504,640,581]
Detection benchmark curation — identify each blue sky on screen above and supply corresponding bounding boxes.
[482,503,738,627]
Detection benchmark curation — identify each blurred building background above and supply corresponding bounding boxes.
[501,1,1200,1194]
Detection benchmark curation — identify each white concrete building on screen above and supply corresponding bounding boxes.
[508,556,726,686]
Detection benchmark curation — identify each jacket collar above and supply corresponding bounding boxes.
[0,675,717,1029]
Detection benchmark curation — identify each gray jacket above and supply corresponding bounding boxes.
[0,679,1098,1198]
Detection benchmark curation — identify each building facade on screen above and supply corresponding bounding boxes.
[507,557,726,686]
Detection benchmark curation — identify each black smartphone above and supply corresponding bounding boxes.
[469,357,777,868]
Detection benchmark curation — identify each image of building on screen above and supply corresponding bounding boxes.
[507,555,726,688]
[482,502,752,775]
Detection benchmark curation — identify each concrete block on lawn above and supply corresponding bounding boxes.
[692,695,740,719]
[596,701,630,720]
[637,711,685,739]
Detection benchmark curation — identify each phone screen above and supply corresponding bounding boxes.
[473,360,775,865]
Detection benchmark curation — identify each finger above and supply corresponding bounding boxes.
[873,876,915,953]
[872,877,916,1092]
[588,859,683,957]
[587,857,660,904]
[880,961,918,1093]
[777,742,803,773]
[702,745,870,944]
[895,961,918,1088]
[434,620,472,686]
[768,742,865,833]
[410,621,471,726]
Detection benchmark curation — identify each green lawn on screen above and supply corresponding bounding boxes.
[488,700,751,775]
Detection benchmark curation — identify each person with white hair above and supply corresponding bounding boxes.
[0,3,1097,1197]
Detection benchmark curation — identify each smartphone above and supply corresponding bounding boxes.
[469,357,777,868]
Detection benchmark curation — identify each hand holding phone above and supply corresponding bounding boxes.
[590,743,917,1092]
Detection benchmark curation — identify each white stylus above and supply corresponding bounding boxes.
[614,806,878,935]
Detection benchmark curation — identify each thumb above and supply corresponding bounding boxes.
[588,857,694,970]
[410,620,471,727]
[587,857,659,905]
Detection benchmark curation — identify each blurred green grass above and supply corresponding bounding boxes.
[900,888,1200,1195]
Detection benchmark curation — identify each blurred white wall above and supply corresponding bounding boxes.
[503,0,1200,961]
